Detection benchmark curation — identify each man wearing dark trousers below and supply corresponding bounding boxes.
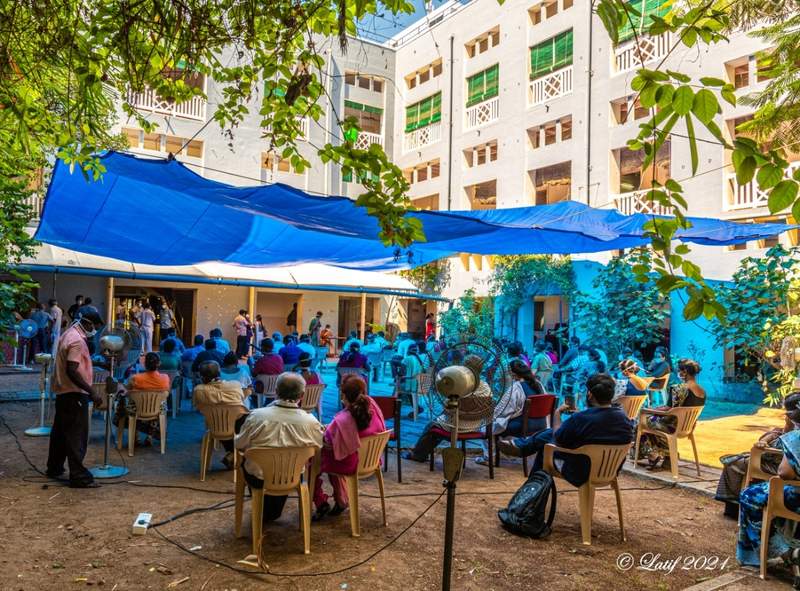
[47,311,105,488]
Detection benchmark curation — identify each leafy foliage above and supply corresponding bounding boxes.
[570,249,669,362]
[399,260,451,294]
[438,289,494,344]
[489,255,576,313]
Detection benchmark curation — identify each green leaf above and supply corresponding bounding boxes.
[672,86,694,116]
[721,88,737,107]
[768,180,798,213]
[683,296,704,320]
[667,70,691,83]
[655,85,675,109]
[675,244,690,255]
[791,199,800,225]
[685,115,698,174]
[757,164,784,190]
[699,77,726,87]
[736,156,757,186]
[682,27,697,47]
[640,83,658,108]
[692,89,718,124]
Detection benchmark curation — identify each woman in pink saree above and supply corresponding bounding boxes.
[313,375,385,519]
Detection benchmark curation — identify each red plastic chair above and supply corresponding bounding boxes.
[428,423,494,479]
[496,393,556,476]
[371,395,402,483]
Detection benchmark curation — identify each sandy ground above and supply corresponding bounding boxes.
[0,400,794,591]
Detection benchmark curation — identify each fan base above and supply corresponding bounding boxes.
[90,464,129,479]
[24,426,51,437]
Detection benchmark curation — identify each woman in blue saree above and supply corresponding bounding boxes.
[738,424,800,583]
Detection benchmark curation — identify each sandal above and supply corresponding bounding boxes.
[329,503,348,517]
[312,502,331,522]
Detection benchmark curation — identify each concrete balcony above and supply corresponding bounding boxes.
[127,87,206,120]
[354,131,384,150]
[528,66,573,107]
[612,189,671,216]
[464,96,500,131]
[404,122,442,152]
[723,161,800,211]
[615,33,671,73]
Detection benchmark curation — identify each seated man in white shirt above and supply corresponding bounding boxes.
[234,372,324,522]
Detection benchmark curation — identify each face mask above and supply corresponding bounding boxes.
[78,321,97,338]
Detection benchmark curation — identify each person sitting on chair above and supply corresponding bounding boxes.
[297,334,316,360]
[398,343,426,418]
[279,335,303,370]
[116,352,171,448]
[209,328,231,355]
[403,354,492,463]
[159,328,185,355]
[498,373,634,487]
[220,351,253,392]
[234,373,323,522]
[181,334,205,363]
[297,353,321,385]
[336,342,370,383]
[617,359,651,397]
[646,346,672,391]
[313,375,385,520]
[157,338,182,371]
[193,360,248,469]
[192,339,226,374]
[253,338,284,376]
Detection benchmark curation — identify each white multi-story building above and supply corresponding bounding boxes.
[23,0,791,391]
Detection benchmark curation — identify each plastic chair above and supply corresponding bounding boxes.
[412,372,433,422]
[162,369,181,418]
[300,383,325,417]
[88,368,110,440]
[619,394,648,420]
[743,445,783,490]
[254,374,279,407]
[633,405,704,479]
[429,423,495,479]
[543,442,631,545]
[197,403,248,481]
[328,431,391,537]
[371,395,402,482]
[314,347,329,371]
[234,446,317,555]
[380,349,394,379]
[501,394,556,476]
[116,390,169,457]
[759,475,800,579]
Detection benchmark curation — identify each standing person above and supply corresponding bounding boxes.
[130,299,143,328]
[159,300,175,340]
[46,310,105,488]
[425,312,436,340]
[76,297,98,319]
[233,309,249,358]
[308,311,323,346]
[140,302,155,353]
[286,302,298,334]
[48,299,63,353]
[31,302,51,355]
[254,314,266,350]
[245,312,254,356]
[530,341,554,391]
[67,295,83,322]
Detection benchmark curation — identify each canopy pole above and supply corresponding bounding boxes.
[105,277,114,326]
[360,292,367,341]
[297,294,304,335]
[247,286,255,318]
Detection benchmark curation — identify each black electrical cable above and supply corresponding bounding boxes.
[0,414,46,476]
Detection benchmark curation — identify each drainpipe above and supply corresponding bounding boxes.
[446,35,455,211]
[585,2,595,205]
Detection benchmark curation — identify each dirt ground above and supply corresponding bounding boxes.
[0,401,793,591]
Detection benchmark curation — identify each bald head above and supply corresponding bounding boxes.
[276,372,306,401]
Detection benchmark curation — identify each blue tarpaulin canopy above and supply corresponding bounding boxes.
[34,152,796,270]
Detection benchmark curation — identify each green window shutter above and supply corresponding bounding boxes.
[466,71,485,107]
[530,38,554,80]
[345,100,383,115]
[553,30,573,69]
[405,103,418,132]
[431,92,442,123]
[343,169,353,183]
[418,95,433,127]
[484,64,499,100]
[618,0,668,44]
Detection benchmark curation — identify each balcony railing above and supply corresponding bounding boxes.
[464,96,500,130]
[613,189,671,216]
[724,161,800,211]
[127,87,207,120]
[615,33,671,73]
[297,116,310,140]
[404,122,442,152]
[24,193,45,226]
[529,66,573,107]
[354,131,384,150]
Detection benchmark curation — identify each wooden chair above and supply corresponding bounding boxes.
[254,374,279,407]
[743,445,783,490]
[234,446,317,555]
[371,395,402,482]
[634,405,704,479]
[498,394,556,476]
[116,390,169,457]
[328,431,391,537]
[300,383,325,417]
[759,475,800,579]
[162,369,181,418]
[619,394,648,420]
[429,423,495,479]
[197,403,248,481]
[543,442,631,545]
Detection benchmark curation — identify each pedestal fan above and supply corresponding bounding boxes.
[24,353,53,436]
[11,319,38,370]
[428,340,509,591]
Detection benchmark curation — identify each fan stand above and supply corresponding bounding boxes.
[24,356,52,437]
[90,356,129,479]
[440,394,464,591]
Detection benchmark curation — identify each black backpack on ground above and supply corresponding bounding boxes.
[497,469,557,538]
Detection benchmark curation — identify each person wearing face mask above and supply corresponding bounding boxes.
[46,310,105,488]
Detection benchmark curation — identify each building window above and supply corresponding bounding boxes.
[727,242,748,251]
[465,179,497,210]
[466,65,499,107]
[465,141,498,167]
[612,95,649,125]
[529,0,572,25]
[345,72,384,93]
[412,194,439,211]
[404,159,441,184]
[344,100,383,134]
[530,161,571,205]
[530,29,573,81]
[561,117,572,140]
[405,92,442,132]
[465,27,500,58]
[616,140,671,193]
[405,60,443,90]
[262,152,298,175]
[528,116,572,148]
[127,128,203,158]
[617,0,670,44]
[733,63,749,89]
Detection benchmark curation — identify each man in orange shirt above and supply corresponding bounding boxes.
[47,310,104,488]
